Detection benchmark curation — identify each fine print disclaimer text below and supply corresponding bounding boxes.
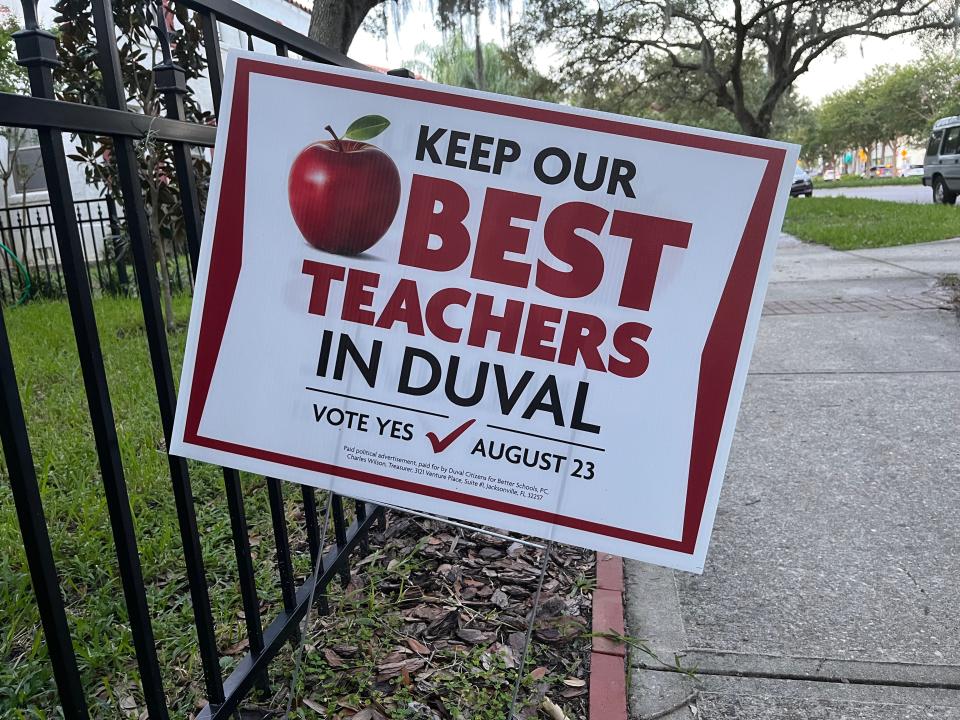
[343,444,554,502]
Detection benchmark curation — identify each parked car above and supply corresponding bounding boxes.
[790,167,813,197]
[864,165,894,178]
[821,168,838,181]
[902,164,924,177]
[924,116,960,205]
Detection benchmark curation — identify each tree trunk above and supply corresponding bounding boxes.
[17,184,30,265]
[1,177,13,270]
[148,181,176,333]
[473,3,485,90]
[308,0,384,54]
[156,233,176,333]
[731,109,768,138]
[725,93,770,138]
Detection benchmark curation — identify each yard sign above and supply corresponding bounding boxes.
[171,50,798,572]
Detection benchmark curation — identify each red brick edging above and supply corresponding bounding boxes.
[589,553,627,719]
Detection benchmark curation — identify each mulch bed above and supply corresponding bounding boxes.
[251,508,595,719]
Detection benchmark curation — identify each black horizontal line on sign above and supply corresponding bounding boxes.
[486,424,606,452]
[305,387,450,419]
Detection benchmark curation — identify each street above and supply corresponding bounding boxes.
[814,183,932,204]
[627,234,960,719]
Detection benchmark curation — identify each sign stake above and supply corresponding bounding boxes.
[508,540,553,719]
[376,500,546,550]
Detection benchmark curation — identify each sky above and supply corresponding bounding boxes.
[347,7,926,104]
[793,36,924,101]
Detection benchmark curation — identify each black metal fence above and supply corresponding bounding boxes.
[0,197,198,303]
[0,1,383,718]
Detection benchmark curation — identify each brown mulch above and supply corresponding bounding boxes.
[272,508,595,720]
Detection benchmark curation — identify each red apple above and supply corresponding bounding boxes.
[288,125,401,255]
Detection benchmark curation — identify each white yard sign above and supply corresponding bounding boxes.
[171,51,798,572]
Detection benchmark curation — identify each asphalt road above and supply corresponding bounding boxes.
[813,183,932,204]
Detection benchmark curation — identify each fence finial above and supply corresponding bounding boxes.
[150,0,186,96]
[19,0,40,29]
[149,0,174,65]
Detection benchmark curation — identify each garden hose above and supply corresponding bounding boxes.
[0,240,31,306]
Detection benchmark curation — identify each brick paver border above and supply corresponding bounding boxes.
[763,295,946,316]
[590,553,628,719]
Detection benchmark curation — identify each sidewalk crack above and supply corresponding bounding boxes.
[842,249,936,278]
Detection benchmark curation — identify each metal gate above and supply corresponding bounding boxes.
[0,1,385,717]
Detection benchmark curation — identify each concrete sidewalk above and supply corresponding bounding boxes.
[626,236,960,719]
[814,184,929,204]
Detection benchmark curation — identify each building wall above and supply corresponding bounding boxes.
[4,0,311,210]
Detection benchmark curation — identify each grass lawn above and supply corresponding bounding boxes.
[816,175,923,189]
[0,297,591,719]
[783,196,960,250]
[0,296,312,715]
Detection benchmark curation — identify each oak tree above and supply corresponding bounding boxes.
[521,0,959,137]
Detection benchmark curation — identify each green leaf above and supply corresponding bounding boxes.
[343,115,390,141]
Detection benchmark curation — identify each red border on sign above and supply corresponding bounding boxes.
[184,57,786,555]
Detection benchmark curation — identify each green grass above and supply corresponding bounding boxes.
[783,196,960,250]
[816,174,923,189]
[0,296,321,716]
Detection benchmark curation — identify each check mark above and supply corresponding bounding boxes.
[426,419,476,454]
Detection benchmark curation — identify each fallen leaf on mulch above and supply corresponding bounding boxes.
[324,648,346,667]
[406,637,430,655]
[222,638,249,656]
[530,666,549,680]
[456,628,493,644]
[542,696,570,720]
[302,697,325,713]
[349,709,384,720]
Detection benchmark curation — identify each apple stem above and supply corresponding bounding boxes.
[325,124,344,152]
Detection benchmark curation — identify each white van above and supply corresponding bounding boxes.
[924,116,960,204]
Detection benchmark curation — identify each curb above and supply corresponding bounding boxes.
[590,553,627,720]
